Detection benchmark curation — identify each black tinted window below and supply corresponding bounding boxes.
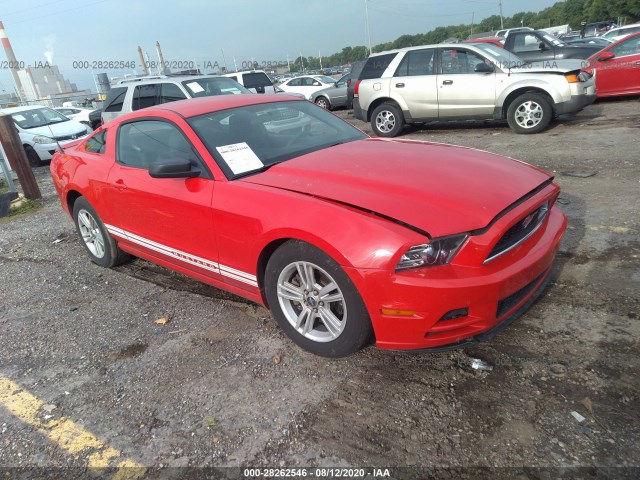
[117,120,195,170]
[85,130,107,154]
[395,49,435,76]
[360,53,396,79]
[132,84,158,111]
[103,87,127,112]
[242,72,272,88]
[160,83,187,103]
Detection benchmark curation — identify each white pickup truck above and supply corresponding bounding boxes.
[352,42,596,136]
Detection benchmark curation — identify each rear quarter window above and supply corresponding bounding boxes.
[242,72,273,88]
[85,130,107,154]
[360,53,397,79]
[103,87,128,113]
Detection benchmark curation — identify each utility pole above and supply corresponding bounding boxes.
[221,48,228,73]
[365,0,372,55]
[471,12,475,36]
[0,115,41,200]
[499,0,504,30]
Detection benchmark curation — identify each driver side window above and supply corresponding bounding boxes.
[512,34,543,52]
[117,120,195,170]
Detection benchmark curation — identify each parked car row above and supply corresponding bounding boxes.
[352,42,597,137]
[348,31,640,137]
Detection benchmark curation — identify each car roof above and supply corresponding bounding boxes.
[0,105,47,113]
[116,75,224,85]
[606,23,640,33]
[123,94,305,119]
[368,43,481,57]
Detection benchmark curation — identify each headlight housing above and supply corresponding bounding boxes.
[32,135,55,144]
[396,234,468,271]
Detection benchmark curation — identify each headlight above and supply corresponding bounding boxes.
[32,135,55,144]
[396,234,468,271]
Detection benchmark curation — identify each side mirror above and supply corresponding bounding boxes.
[597,51,615,61]
[474,62,494,73]
[149,158,201,179]
[539,42,548,50]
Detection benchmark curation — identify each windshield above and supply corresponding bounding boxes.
[187,100,366,180]
[316,75,337,84]
[471,43,527,68]
[182,77,250,97]
[11,107,70,129]
[541,33,566,47]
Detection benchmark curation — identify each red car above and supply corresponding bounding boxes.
[50,95,567,357]
[584,32,640,97]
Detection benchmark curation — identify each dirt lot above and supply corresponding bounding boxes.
[1,98,639,479]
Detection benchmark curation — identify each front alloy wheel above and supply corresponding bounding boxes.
[265,240,373,357]
[506,93,552,134]
[276,261,347,342]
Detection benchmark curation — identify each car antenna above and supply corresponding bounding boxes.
[46,117,65,154]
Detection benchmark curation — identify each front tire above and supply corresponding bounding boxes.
[315,96,331,110]
[506,93,552,134]
[371,102,405,137]
[265,240,373,357]
[72,197,130,268]
[24,145,43,167]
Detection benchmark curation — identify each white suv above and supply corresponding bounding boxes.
[353,43,596,136]
[1,105,89,166]
[101,75,250,124]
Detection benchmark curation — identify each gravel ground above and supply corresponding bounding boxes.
[0,97,639,479]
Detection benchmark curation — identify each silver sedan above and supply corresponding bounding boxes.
[309,74,349,110]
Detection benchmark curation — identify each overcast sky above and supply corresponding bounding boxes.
[0,0,560,94]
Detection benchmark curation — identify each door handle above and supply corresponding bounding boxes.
[113,179,127,191]
[395,83,405,88]
[635,61,640,66]
[442,80,453,85]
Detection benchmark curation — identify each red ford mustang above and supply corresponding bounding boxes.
[51,95,567,357]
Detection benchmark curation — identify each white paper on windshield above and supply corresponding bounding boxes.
[216,143,263,175]
[185,81,205,93]
[13,114,26,121]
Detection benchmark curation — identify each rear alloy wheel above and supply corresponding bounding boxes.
[265,240,373,357]
[315,96,331,110]
[506,93,552,134]
[24,145,43,167]
[72,197,130,268]
[371,102,405,137]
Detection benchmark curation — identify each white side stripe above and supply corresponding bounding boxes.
[104,224,258,287]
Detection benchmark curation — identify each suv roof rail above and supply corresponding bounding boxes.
[117,75,169,84]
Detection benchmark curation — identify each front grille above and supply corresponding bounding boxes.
[496,271,545,319]
[485,202,549,263]
[55,130,87,142]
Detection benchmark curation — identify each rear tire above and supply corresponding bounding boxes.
[72,197,131,268]
[24,145,43,167]
[371,102,405,137]
[506,93,552,134]
[265,240,373,357]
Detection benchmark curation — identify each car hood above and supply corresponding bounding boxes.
[242,139,552,237]
[511,58,586,73]
[21,120,87,138]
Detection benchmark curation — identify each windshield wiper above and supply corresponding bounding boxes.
[233,161,285,180]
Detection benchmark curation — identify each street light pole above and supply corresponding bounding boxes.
[499,0,504,30]
[365,0,372,55]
